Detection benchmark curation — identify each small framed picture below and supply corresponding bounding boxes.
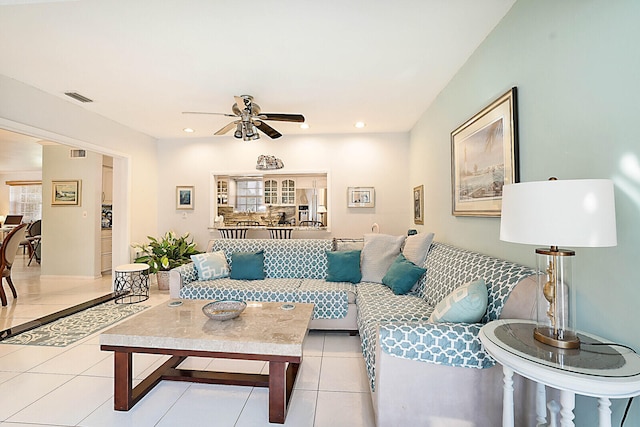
[52,180,81,206]
[413,185,424,225]
[176,186,194,210]
[347,187,375,208]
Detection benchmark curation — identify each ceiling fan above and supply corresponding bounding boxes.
[183,95,305,140]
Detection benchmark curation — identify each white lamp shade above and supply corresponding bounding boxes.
[500,179,617,247]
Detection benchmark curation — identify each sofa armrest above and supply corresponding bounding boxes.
[169,262,197,299]
[378,321,495,369]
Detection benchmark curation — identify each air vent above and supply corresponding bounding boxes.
[70,149,87,158]
[64,92,93,103]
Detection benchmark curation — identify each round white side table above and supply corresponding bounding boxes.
[114,263,150,304]
[480,319,640,427]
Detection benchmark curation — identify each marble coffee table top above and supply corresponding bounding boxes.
[100,300,314,357]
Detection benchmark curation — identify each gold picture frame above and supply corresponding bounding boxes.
[451,87,519,217]
[51,180,81,206]
[413,185,424,225]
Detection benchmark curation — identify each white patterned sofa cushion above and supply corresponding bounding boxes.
[179,277,301,302]
[208,239,331,279]
[355,283,434,390]
[414,242,536,322]
[379,322,494,369]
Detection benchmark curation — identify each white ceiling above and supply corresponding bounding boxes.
[0,0,515,142]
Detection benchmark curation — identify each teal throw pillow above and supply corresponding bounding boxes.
[381,254,427,295]
[326,250,362,284]
[230,250,265,280]
[191,251,230,280]
[429,278,488,323]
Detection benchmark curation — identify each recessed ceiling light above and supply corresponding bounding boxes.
[300,123,309,129]
[354,122,366,129]
[183,128,195,133]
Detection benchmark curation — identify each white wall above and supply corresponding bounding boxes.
[409,1,640,424]
[41,146,102,277]
[156,132,411,250]
[0,75,159,273]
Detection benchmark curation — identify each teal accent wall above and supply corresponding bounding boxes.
[409,1,640,424]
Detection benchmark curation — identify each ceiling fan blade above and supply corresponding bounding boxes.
[182,111,237,117]
[214,121,240,135]
[260,113,305,123]
[254,120,282,139]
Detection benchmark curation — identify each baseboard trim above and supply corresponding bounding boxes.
[39,274,104,280]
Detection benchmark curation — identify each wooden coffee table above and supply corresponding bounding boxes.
[100,300,314,424]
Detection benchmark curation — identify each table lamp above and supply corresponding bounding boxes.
[500,178,617,349]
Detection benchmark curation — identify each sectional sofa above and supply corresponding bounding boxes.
[169,235,538,426]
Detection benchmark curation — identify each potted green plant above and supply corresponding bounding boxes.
[132,231,199,290]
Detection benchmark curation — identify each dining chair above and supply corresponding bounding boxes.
[219,228,248,239]
[0,223,28,306]
[267,227,292,239]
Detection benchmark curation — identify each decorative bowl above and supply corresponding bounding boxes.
[202,300,246,321]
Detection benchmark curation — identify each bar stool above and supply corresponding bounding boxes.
[267,227,292,239]
[219,228,248,239]
[114,263,150,303]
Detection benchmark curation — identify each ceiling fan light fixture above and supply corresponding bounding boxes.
[183,128,195,133]
[300,123,309,129]
[355,121,366,129]
[234,123,243,139]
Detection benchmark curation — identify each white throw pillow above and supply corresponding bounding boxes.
[429,278,488,323]
[402,232,435,267]
[191,251,230,280]
[360,233,406,283]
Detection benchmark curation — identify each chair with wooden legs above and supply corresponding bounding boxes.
[0,223,28,306]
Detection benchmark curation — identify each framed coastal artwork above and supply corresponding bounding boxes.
[413,185,424,225]
[176,186,194,210]
[51,180,81,206]
[347,187,375,208]
[451,87,519,217]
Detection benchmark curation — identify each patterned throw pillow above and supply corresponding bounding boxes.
[429,278,488,323]
[381,254,427,295]
[326,250,362,283]
[190,251,229,280]
[360,233,406,283]
[230,250,265,280]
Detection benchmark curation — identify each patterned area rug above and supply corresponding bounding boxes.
[2,302,149,347]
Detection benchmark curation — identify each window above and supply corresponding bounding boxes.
[9,184,42,223]
[235,180,264,212]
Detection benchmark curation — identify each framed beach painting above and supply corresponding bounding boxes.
[451,87,519,217]
[176,186,194,210]
[347,187,375,208]
[51,180,81,206]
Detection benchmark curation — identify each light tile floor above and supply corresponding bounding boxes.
[0,256,376,426]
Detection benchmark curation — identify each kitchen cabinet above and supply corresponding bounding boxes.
[217,179,229,205]
[280,178,296,205]
[101,228,112,273]
[102,165,113,204]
